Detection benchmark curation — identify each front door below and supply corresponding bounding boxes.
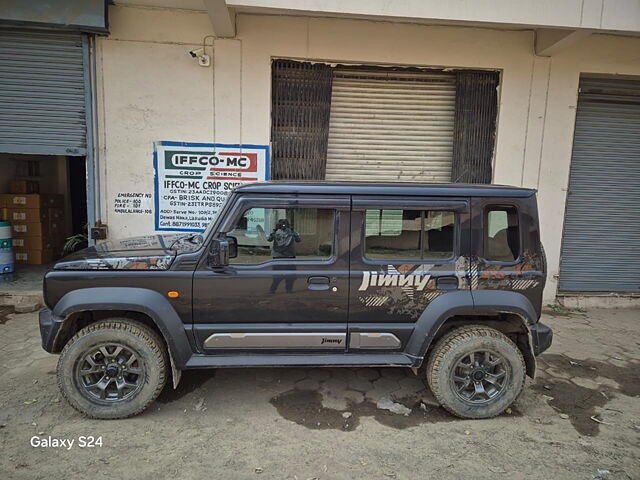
[192,194,351,352]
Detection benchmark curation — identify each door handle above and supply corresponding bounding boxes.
[308,276,330,284]
[436,275,458,290]
[308,276,330,291]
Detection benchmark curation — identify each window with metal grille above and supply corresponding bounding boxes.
[270,60,499,184]
[270,60,333,180]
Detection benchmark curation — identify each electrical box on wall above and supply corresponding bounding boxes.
[91,223,108,240]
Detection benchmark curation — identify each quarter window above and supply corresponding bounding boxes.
[228,207,334,264]
[485,206,520,262]
[364,209,454,260]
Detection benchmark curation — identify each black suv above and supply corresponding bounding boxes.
[39,182,552,419]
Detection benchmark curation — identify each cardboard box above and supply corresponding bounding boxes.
[12,222,46,237]
[6,194,37,208]
[10,179,39,194]
[14,248,55,265]
[7,194,64,209]
[48,207,63,222]
[47,208,65,238]
[7,208,47,223]
[48,220,65,240]
[16,160,40,177]
[12,237,57,250]
[0,194,11,208]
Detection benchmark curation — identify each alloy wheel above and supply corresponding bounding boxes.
[450,350,509,404]
[75,343,145,402]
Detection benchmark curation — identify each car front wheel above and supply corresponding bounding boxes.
[57,319,168,419]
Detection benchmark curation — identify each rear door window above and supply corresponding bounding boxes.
[364,209,454,260]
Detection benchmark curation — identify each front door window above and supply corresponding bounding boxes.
[227,207,334,264]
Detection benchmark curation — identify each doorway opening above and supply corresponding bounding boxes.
[0,154,88,293]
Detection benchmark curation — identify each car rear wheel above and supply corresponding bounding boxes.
[426,325,526,419]
[57,319,168,419]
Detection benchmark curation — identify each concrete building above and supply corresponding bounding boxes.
[1,0,639,304]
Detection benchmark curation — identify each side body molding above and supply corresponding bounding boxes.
[404,289,539,362]
[53,287,193,368]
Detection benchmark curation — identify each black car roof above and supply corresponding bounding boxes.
[235,181,536,198]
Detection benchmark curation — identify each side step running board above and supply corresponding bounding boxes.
[184,352,414,369]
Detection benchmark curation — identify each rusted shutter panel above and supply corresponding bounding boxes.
[325,70,456,182]
[451,71,499,183]
[270,59,333,180]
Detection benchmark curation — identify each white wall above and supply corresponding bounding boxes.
[96,4,640,301]
[529,35,640,300]
[96,5,214,238]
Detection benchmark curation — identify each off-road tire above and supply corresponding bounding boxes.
[426,325,526,419]
[57,319,168,419]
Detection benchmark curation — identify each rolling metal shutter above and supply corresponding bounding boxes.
[325,70,456,182]
[0,27,89,156]
[559,77,640,292]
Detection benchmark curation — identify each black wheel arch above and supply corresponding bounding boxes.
[406,290,538,377]
[50,287,195,370]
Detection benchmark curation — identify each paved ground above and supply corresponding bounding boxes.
[0,308,638,479]
[0,265,48,298]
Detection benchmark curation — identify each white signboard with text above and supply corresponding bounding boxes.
[153,141,270,232]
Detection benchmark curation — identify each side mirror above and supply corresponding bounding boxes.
[227,235,238,259]
[208,236,229,268]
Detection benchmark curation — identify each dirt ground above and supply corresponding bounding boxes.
[0,308,638,480]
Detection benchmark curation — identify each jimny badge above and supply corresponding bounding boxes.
[358,264,432,292]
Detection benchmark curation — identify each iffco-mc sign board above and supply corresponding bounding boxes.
[153,141,270,232]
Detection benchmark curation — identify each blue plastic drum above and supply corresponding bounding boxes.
[0,221,14,274]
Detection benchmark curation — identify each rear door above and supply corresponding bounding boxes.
[348,196,471,351]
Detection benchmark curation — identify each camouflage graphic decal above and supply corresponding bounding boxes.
[356,249,545,319]
[359,296,389,307]
[357,260,469,319]
[55,255,175,271]
[455,255,471,290]
[475,250,543,292]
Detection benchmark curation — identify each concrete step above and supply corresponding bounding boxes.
[0,292,44,313]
